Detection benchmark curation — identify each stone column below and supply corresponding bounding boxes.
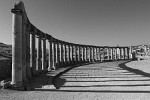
[82,46,85,63]
[96,48,99,62]
[94,47,96,61]
[86,47,88,62]
[60,43,64,67]
[119,48,122,60]
[48,38,52,71]
[71,45,74,64]
[80,46,82,63]
[111,48,114,61]
[64,44,67,66]
[103,48,105,61]
[115,48,117,60]
[55,43,58,66]
[78,46,81,63]
[127,47,130,59]
[99,48,101,62]
[26,30,32,79]
[22,15,27,83]
[74,46,77,63]
[82,47,84,62]
[31,30,36,75]
[73,46,77,63]
[92,47,94,62]
[94,47,97,62]
[56,42,60,68]
[37,35,42,71]
[52,42,56,70]
[85,47,87,62]
[123,48,126,60]
[81,46,83,63]
[42,34,46,71]
[107,48,110,60]
[68,45,71,65]
[11,8,23,87]
[89,47,91,62]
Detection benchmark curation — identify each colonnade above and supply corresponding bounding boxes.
[11,1,132,88]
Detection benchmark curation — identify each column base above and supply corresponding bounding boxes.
[11,81,23,88]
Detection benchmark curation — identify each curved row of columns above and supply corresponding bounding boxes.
[11,1,132,88]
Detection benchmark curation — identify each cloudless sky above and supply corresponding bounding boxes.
[0,0,150,46]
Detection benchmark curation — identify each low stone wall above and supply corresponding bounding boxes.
[0,59,11,79]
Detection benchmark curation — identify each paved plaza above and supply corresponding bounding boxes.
[0,60,150,100]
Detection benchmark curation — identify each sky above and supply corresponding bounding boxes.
[0,0,150,46]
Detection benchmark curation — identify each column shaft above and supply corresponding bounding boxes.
[60,44,64,67]
[42,35,46,71]
[26,31,32,78]
[31,31,36,75]
[52,42,56,70]
[56,42,60,68]
[68,45,71,65]
[11,12,23,87]
[48,39,52,71]
[37,36,42,71]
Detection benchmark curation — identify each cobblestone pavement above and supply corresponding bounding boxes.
[0,61,150,100]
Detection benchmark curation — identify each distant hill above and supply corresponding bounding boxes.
[0,42,12,58]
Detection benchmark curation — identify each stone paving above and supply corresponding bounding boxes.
[0,60,150,100]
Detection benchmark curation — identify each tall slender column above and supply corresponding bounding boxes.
[22,17,27,82]
[112,48,114,61]
[88,47,91,62]
[115,48,117,60]
[119,48,122,60]
[60,43,64,67]
[78,46,81,63]
[53,42,56,69]
[88,47,90,62]
[94,47,96,61]
[70,45,73,64]
[94,47,97,61]
[42,34,46,71]
[99,48,101,62]
[11,8,23,87]
[68,45,71,65]
[74,46,77,63]
[96,48,99,62]
[86,47,88,62]
[37,35,42,71]
[64,44,67,66]
[55,43,58,66]
[80,46,82,62]
[92,47,94,62]
[48,38,52,71]
[56,42,60,68]
[84,47,86,62]
[103,48,105,61]
[26,30,32,78]
[82,46,85,63]
[80,46,82,63]
[95,47,96,61]
[31,30,36,75]
[107,48,110,60]
[123,48,126,60]
[127,47,130,59]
